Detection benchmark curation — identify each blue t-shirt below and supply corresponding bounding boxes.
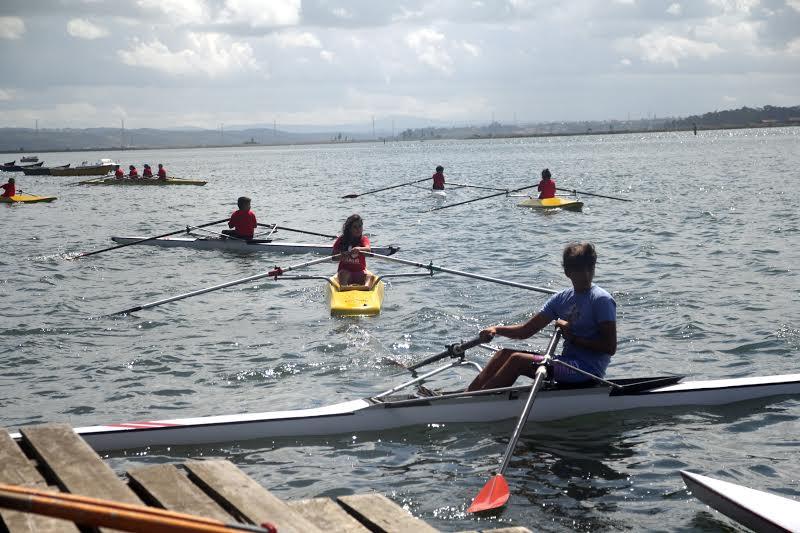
[540,284,616,379]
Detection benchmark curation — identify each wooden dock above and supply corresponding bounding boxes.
[0,424,530,532]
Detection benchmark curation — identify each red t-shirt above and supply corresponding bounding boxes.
[432,172,445,190]
[157,168,167,178]
[333,235,370,272]
[1,183,15,197]
[114,168,124,178]
[143,168,153,177]
[129,168,139,177]
[228,209,257,238]
[538,178,556,199]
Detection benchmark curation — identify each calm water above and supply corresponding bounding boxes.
[1,129,799,531]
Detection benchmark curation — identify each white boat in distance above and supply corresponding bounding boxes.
[13,372,800,453]
[681,470,800,533]
[111,236,400,255]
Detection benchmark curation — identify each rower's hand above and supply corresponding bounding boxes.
[556,319,573,341]
[479,327,497,342]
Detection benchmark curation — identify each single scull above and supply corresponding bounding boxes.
[110,236,400,255]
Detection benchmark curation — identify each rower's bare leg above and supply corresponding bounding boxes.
[468,351,539,391]
[467,348,515,391]
[337,270,351,286]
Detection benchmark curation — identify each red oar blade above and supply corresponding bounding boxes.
[467,474,509,513]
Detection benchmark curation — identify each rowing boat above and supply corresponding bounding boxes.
[49,160,116,176]
[517,197,583,211]
[110,236,400,255]
[681,471,800,533]
[22,164,70,176]
[12,369,799,452]
[20,156,38,162]
[80,177,207,186]
[431,189,446,198]
[1,194,57,204]
[0,161,44,172]
[327,273,385,316]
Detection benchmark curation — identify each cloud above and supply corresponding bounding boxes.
[118,33,259,77]
[136,0,210,25]
[618,30,724,66]
[0,16,25,39]
[320,50,334,63]
[666,3,682,16]
[0,88,15,101]
[220,0,300,27]
[405,28,453,74]
[459,40,480,57]
[67,18,109,39]
[274,31,321,48]
[787,37,800,56]
[789,0,800,13]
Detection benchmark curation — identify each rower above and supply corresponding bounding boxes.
[332,214,373,288]
[142,164,153,178]
[114,166,124,179]
[432,165,445,190]
[157,163,167,180]
[536,168,556,199]
[1,177,15,198]
[222,196,257,241]
[467,242,616,391]
[128,165,139,179]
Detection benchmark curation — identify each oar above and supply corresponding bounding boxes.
[467,328,562,514]
[555,187,631,202]
[0,482,275,532]
[448,183,510,192]
[256,223,337,240]
[406,336,485,371]
[73,218,229,259]
[107,254,339,316]
[342,177,430,199]
[430,183,538,211]
[364,252,556,295]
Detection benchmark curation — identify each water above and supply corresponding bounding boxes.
[1,128,799,531]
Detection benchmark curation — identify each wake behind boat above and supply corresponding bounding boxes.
[110,235,400,255]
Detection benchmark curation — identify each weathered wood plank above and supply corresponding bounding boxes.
[337,493,440,533]
[0,428,80,533]
[184,460,322,533]
[19,424,141,506]
[127,464,233,522]
[288,497,369,532]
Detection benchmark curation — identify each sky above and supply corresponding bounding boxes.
[0,0,798,130]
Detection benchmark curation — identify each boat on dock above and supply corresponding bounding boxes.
[49,159,116,176]
[80,176,207,186]
[517,197,583,211]
[681,470,800,533]
[1,193,57,204]
[110,235,400,255]
[22,164,70,176]
[327,273,385,316]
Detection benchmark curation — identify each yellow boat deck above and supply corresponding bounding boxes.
[1,194,57,204]
[327,273,385,316]
[517,196,583,211]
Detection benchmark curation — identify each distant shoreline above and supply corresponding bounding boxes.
[2,122,797,156]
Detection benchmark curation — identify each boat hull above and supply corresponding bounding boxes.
[110,236,399,255]
[1,194,57,204]
[50,165,114,176]
[327,275,385,316]
[518,197,583,211]
[22,164,70,176]
[12,373,798,452]
[681,471,800,533]
[80,177,206,186]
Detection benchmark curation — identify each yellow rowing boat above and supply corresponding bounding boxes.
[327,273,385,316]
[0,194,57,204]
[517,197,583,211]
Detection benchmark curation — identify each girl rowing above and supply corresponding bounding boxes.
[536,168,556,199]
[467,242,616,391]
[332,214,373,287]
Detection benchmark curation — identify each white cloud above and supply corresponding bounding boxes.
[0,17,25,39]
[320,50,334,63]
[67,18,109,40]
[118,33,259,77]
[0,88,15,101]
[331,7,352,19]
[274,31,321,48]
[787,37,800,56]
[620,30,724,66]
[788,0,800,13]
[620,57,632,66]
[406,28,453,74]
[666,3,682,16]
[460,40,480,57]
[221,0,300,27]
[722,95,737,102]
[136,0,209,25]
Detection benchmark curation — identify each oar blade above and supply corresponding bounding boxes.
[467,474,509,513]
[341,193,359,199]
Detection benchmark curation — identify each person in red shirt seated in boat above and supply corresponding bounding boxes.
[142,164,153,178]
[537,168,556,199]
[128,165,139,179]
[1,177,15,198]
[157,163,167,180]
[332,214,373,288]
[222,196,257,240]
[114,166,124,178]
[432,165,445,190]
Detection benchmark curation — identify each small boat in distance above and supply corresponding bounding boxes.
[517,197,584,211]
[49,159,117,176]
[20,155,39,162]
[1,161,45,172]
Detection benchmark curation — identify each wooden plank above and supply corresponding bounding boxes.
[127,464,233,522]
[0,428,80,533]
[184,460,323,533]
[337,493,440,533]
[19,424,142,506]
[288,497,369,533]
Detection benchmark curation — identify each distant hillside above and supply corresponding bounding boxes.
[675,105,800,128]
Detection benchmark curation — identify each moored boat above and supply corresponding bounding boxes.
[22,164,70,176]
[681,470,800,533]
[110,236,400,255]
[49,159,116,176]
[327,273,385,316]
[20,156,38,162]
[1,161,44,172]
[517,197,583,211]
[0,194,57,204]
[79,176,207,186]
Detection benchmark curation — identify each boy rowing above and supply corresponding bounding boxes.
[222,196,257,240]
[1,177,16,198]
[468,242,616,391]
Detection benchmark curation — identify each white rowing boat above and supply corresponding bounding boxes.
[681,471,800,533]
[110,236,400,255]
[12,365,800,452]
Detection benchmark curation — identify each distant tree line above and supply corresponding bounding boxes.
[674,105,800,128]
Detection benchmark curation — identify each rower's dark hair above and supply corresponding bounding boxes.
[8,177,15,183]
[237,196,251,209]
[562,242,596,270]
[436,165,444,172]
[542,168,551,179]
[342,214,363,247]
